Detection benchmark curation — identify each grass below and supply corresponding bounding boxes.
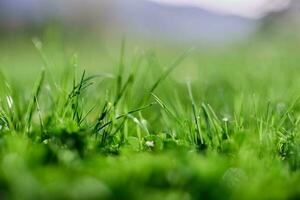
[0,31,300,199]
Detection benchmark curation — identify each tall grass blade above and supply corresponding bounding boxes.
[187,82,204,145]
[25,69,45,131]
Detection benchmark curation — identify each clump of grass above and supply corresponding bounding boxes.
[0,36,300,200]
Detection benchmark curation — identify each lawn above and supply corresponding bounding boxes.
[0,31,300,199]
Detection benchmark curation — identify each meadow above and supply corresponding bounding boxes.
[0,30,300,199]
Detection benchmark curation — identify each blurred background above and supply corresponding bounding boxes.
[0,0,298,42]
[0,0,299,83]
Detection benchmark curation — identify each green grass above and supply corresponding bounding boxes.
[1,32,300,199]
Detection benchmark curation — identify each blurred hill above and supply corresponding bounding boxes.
[0,0,112,29]
[114,0,256,44]
[263,0,300,30]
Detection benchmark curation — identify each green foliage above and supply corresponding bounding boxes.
[0,34,300,199]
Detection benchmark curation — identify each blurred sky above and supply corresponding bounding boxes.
[147,0,290,18]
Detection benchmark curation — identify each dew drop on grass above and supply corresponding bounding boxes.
[6,96,13,109]
[222,117,229,122]
[145,140,154,147]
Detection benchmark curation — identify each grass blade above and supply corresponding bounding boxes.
[187,82,204,145]
[25,69,45,131]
